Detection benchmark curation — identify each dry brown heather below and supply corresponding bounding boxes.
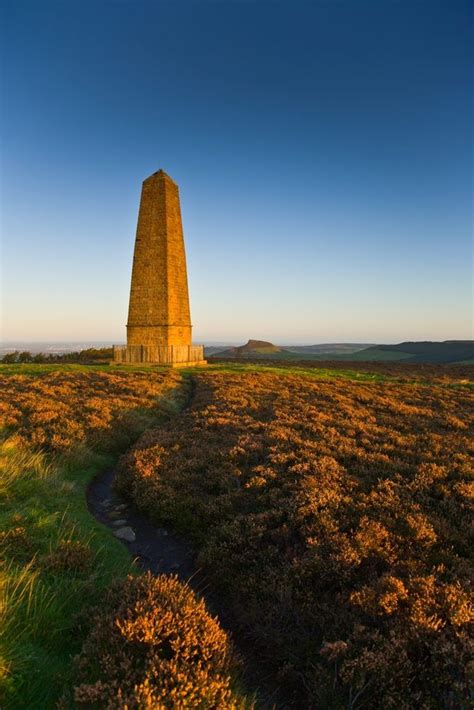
[0,369,181,451]
[73,573,244,709]
[117,370,474,709]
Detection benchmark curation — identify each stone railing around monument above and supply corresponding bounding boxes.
[113,344,206,367]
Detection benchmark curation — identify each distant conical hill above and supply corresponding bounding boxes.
[218,339,283,358]
[238,339,282,353]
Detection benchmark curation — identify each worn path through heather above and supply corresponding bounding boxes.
[87,466,199,580]
[86,373,204,587]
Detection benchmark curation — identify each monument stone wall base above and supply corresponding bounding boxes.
[113,344,206,368]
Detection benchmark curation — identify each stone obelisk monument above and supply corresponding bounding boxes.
[114,170,206,366]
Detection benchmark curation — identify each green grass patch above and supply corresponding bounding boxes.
[189,362,397,383]
[0,446,133,708]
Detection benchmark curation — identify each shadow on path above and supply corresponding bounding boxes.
[87,466,199,582]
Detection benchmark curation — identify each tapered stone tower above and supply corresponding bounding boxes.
[114,170,206,366]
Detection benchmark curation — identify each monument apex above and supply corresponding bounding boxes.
[114,170,206,366]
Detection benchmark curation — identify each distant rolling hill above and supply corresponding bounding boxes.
[353,341,474,364]
[204,345,234,357]
[211,339,474,364]
[284,343,374,355]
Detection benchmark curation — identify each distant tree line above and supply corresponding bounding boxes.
[1,348,114,364]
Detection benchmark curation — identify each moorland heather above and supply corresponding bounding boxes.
[117,369,473,708]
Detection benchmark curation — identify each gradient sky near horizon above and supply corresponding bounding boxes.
[1,0,472,345]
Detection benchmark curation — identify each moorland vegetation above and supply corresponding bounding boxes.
[1,361,472,708]
[0,366,245,708]
[72,572,245,708]
[117,367,473,709]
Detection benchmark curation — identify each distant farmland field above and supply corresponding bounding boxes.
[118,365,473,709]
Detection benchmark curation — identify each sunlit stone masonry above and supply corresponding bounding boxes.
[114,170,206,366]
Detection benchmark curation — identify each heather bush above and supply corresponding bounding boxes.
[72,572,246,709]
[0,369,181,452]
[118,371,473,708]
[42,540,93,574]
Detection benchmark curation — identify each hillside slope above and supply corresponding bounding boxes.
[355,341,474,363]
[284,343,373,355]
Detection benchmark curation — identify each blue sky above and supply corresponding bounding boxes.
[1,0,472,344]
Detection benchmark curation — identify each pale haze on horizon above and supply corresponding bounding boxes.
[1,1,472,346]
